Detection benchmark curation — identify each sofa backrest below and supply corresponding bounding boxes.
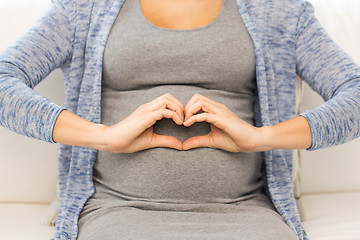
[0,0,63,204]
[300,0,360,194]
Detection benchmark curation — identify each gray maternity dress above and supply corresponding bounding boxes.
[77,0,298,239]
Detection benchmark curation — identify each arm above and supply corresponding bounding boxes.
[182,94,311,152]
[296,3,360,150]
[52,110,106,150]
[182,4,360,153]
[53,93,184,153]
[0,0,72,142]
[259,116,312,151]
[182,6,360,153]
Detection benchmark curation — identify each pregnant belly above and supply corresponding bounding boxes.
[94,119,264,202]
[95,85,263,202]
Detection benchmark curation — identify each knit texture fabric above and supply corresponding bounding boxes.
[1,0,360,239]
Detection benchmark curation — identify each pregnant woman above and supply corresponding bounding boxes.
[1,0,360,239]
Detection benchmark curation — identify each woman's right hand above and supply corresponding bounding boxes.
[100,93,184,153]
[53,93,184,153]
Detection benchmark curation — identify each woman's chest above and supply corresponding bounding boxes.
[140,0,223,30]
[102,0,256,95]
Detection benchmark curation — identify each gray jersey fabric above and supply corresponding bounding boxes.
[78,0,297,239]
[97,0,262,203]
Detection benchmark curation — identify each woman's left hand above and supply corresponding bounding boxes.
[182,94,263,152]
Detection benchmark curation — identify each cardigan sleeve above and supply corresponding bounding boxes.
[296,2,360,150]
[0,0,73,143]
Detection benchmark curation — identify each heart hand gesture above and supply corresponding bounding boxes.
[102,93,263,153]
[54,93,311,153]
[101,93,184,153]
[182,94,262,152]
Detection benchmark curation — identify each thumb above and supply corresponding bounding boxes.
[182,134,215,151]
[150,133,183,150]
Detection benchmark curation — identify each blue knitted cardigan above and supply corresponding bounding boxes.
[1,0,360,239]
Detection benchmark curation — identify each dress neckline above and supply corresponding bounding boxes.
[138,0,225,32]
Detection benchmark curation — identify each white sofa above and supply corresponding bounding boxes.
[297,1,360,239]
[0,0,359,239]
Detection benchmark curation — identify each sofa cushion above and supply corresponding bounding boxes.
[0,203,55,240]
[301,191,360,240]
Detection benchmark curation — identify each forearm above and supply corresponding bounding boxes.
[52,110,108,150]
[0,1,73,143]
[52,94,184,153]
[297,10,360,150]
[258,116,312,151]
[0,76,64,142]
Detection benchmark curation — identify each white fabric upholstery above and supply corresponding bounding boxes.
[301,0,360,194]
[302,192,360,240]
[0,1,61,238]
[0,0,63,204]
[0,203,55,240]
[299,1,360,239]
[300,0,360,240]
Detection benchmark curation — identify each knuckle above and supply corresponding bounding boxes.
[193,93,202,99]
[163,93,173,99]
[219,103,226,108]
[138,103,147,111]
[198,99,206,105]
[158,93,174,104]
[161,109,170,116]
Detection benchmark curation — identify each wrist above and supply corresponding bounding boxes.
[53,110,112,150]
[88,123,112,151]
[254,126,274,152]
[255,116,312,151]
